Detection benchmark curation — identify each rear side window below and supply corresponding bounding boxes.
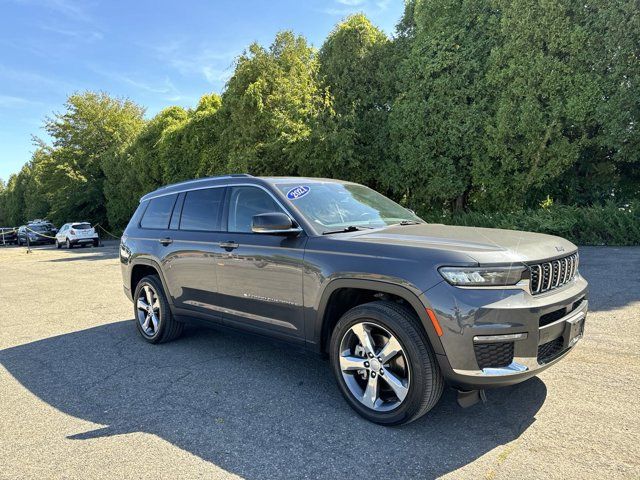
[140,194,177,229]
[180,188,225,231]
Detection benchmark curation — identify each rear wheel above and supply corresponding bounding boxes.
[330,301,443,426]
[66,238,72,249]
[133,275,183,344]
[93,239,99,247]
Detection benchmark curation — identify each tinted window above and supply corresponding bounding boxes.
[140,195,177,229]
[180,188,225,231]
[72,223,92,230]
[169,193,185,230]
[228,187,283,233]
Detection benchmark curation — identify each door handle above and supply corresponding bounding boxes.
[159,237,173,246]
[219,241,239,250]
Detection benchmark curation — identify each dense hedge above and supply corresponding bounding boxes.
[425,203,640,246]
[0,1,638,246]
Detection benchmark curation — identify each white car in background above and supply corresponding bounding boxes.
[55,222,99,249]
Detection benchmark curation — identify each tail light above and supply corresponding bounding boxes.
[70,229,76,235]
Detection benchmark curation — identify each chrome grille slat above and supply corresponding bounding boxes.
[545,262,553,290]
[528,253,579,295]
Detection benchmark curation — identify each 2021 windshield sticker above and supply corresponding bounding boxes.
[287,185,310,200]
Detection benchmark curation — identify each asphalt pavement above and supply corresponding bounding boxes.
[0,242,638,479]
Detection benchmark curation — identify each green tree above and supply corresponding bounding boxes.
[478,0,640,209]
[38,92,145,227]
[303,14,390,190]
[162,93,223,182]
[389,0,498,213]
[214,31,323,176]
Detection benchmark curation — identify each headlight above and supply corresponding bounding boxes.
[439,266,526,286]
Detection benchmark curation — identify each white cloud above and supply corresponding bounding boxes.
[88,65,181,97]
[0,95,41,107]
[13,0,93,22]
[151,40,239,86]
[38,23,103,42]
[323,0,393,16]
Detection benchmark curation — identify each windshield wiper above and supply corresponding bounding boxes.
[322,226,373,235]
[395,220,422,226]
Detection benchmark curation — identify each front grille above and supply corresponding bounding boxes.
[528,252,579,295]
[474,342,514,369]
[537,337,565,364]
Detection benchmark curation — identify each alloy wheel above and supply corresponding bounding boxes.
[137,284,161,337]
[338,321,410,412]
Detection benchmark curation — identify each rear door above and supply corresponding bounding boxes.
[216,185,307,341]
[160,187,228,319]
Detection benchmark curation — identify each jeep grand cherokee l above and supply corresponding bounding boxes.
[120,175,588,425]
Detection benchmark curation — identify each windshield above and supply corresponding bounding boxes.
[276,182,423,233]
[29,224,49,232]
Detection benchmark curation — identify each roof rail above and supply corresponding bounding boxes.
[154,174,253,191]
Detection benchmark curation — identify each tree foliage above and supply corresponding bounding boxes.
[0,6,638,241]
[303,14,390,191]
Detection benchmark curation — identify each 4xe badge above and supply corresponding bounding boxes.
[287,185,310,200]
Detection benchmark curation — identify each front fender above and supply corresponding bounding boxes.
[310,277,445,355]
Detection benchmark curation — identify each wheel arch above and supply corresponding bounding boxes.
[315,279,444,356]
[129,258,175,310]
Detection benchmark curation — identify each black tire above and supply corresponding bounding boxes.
[55,239,61,249]
[93,239,99,247]
[133,275,183,344]
[66,238,72,249]
[330,301,443,426]
[17,238,22,246]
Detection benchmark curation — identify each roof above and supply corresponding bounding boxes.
[140,174,350,202]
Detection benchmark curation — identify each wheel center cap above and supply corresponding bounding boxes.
[369,358,381,371]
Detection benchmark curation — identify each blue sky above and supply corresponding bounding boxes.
[0,0,404,181]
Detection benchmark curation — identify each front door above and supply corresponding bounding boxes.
[216,186,307,341]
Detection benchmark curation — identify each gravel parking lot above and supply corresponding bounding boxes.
[0,243,639,479]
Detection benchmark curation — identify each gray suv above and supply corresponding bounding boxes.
[120,175,588,425]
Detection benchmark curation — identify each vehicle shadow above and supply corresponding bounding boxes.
[43,251,119,263]
[0,320,546,479]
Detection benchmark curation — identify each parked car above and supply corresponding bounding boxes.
[55,222,99,248]
[0,227,18,245]
[17,222,57,245]
[119,175,588,425]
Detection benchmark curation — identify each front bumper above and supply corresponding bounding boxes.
[426,274,588,390]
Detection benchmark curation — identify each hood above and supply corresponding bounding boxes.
[345,224,577,265]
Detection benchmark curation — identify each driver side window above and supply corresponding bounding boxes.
[227,186,284,233]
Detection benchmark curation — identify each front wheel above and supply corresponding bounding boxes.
[133,275,183,344]
[330,301,443,426]
[66,238,72,249]
[55,239,61,249]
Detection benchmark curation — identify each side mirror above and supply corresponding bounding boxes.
[252,212,302,235]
